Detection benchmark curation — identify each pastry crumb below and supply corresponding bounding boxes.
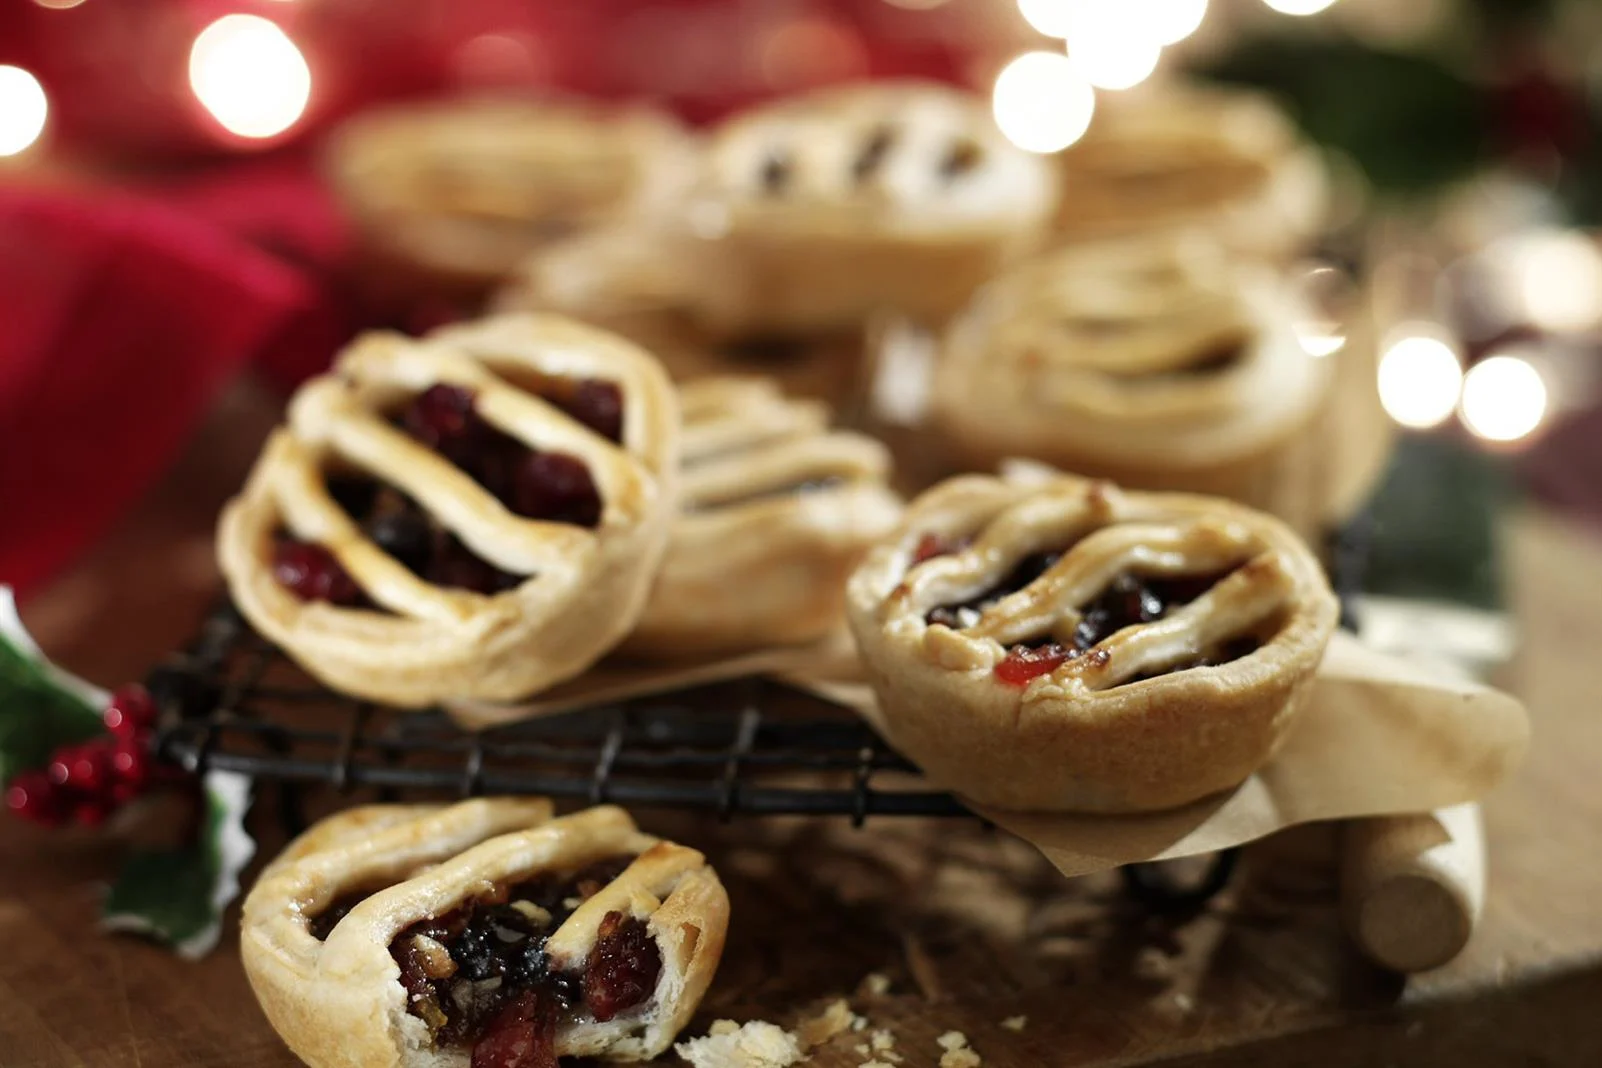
[850,1015,869,1032]
[675,1021,803,1068]
[795,998,859,1050]
[709,1020,742,1037]
[861,972,892,996]
[1000,1015,1028,1032]
[940,1049,982,1068]
[937,1031,968,1051]
[562,896,583,910]
[861,1061,896,1068]
[508,900,553,926]
[881,1053,904,1064]
[854,1043,870,1056]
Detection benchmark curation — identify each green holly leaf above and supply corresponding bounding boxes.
[101,771,255,959]
[0,588,106,783]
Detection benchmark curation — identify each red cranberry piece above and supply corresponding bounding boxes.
[471,990,557,1068]
[428,538,523,595]
[273,540,362,605]
[103,684,157,740]
[366,510,435,575]
[5,769,66,826]
[511,452,602,528]
[561,380,623,443]
[47,739,116,794]
[404,384,481,452]
[994,643,1074,686]
[912,532,966,565]
[583,911,661,1023]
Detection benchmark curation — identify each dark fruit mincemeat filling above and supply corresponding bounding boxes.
[272,378,623,605]
[914,536,1267,687]
[308,854,661,1068]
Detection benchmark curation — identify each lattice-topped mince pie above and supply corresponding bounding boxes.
[933,236,1331,504]
[327,98,692,291]
[242,799,728,1068]
[1050,85,1326,260]
[688,80,1059,334]
[217,314,679,707]
[627,377,902,657]
[846,472,1337,812]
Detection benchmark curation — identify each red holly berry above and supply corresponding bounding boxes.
[72,797,114,828]
[47,739,117,794]
[109,735,152,802]
[5,770,66,826]
[103,684,157,739]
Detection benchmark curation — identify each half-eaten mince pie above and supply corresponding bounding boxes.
[242,800,728,1068]
[625,377,902,658]
[846,472,1338,813]
[932,236,1332,503]
[217,313,680,707]
[685,80,1059,335]
[326,97,693,292]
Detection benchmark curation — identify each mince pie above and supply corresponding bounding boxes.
[217,313,680,707]
[499,80,1056,345]
[242,800,728,1068]
[932,236,1332,511]
[327,97,693,292]
[626,377,902,657]
[1050,85,1325,261]
[846,472,1338,812]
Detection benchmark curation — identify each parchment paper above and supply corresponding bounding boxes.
[777,630,1531,879]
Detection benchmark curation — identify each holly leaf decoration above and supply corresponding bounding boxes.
[101,770,255,959]
[0,588,106,783]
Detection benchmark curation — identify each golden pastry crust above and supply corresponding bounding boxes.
[689,80,1058,333]
[932,236,1332,492]
[846,472,1337,813]
[500,81,1057,339]
[627,377,902,657]
[327,97,693,290]
[217,313,680,707]
[242,801,729,1068]
[1050,85,1326,260]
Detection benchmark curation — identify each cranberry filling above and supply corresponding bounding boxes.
[321,483,525,595]
[922,551,1257,686]
[397,384,605,529]
[273,539,362,605]
[375,854,659,1062]
[852,126,896,182]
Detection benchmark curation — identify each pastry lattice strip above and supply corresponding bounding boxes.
[911,485,1296,690]
[676,379,888,512]
[263,334,644,622]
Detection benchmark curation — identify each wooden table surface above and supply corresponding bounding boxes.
[4,386,1601,1068]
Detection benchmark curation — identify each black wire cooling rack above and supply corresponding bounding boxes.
[148,602,969,825]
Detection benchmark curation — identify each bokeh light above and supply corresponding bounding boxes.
[1510,229,1602,333]
[1377,329,1462,429]
[0,66,49,157]
[1263,0,1340,15]
[992,51,1096,154]
[1068,30,1162,91]
[32,0,89,9]
[1460,354,1548,443]
[1017,0,1077,39]
[189,15,311,140]
[1149,0,1209,44]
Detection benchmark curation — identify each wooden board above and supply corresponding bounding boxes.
[3,385,1601,1067]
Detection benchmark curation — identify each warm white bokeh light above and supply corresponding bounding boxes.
[1068,23,1162,91]
[189,15,311,140]
[1149,0,1209,44]
[992,51,1096,154]
[882,0,952,8]
[1263,0,1340,14]
[32,0,90,9]
[1460,355,1548,443]
[1295,323,1346,358]
[1378,331,1462,429]
[1511,229,1602,333]
[1017,0,1077,39]
[0,66,48,157]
